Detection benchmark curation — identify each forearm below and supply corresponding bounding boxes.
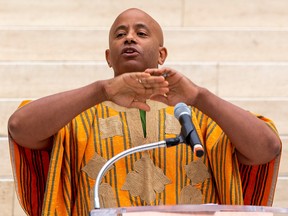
[8,80,107,149]
[8,71,168,150]
[147,68,281,164]
[193,88,281,165]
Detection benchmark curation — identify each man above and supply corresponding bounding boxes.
[8,8,281,216]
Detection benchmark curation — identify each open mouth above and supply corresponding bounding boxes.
[124,48,136,53]
[122,47,139,57]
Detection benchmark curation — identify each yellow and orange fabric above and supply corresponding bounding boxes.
[9,100,280,216]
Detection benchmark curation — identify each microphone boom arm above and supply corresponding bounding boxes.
[94,137,180,209]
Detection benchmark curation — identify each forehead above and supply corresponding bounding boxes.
[111,9,157,32]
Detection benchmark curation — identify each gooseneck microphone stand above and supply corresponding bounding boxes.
[93,137,181,209]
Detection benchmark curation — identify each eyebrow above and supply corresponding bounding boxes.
[134,23,150,32]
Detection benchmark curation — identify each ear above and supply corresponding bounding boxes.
[105,49,112,67]
[158,47,168,65]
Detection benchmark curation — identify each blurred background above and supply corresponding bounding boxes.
[0,0,288,215]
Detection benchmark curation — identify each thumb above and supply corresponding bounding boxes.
[130,101,151,111]
[150,94,168,105]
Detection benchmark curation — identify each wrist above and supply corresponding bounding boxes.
[193,87,209,109]
[97,79,110,102]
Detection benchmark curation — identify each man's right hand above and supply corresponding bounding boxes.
[103,72,169,111]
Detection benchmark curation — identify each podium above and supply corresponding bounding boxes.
[90,204,288,216]
[92,138,287,216]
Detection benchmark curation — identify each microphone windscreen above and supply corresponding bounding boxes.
[174,102,191,120]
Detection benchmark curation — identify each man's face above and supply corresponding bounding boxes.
[106,9,166,76]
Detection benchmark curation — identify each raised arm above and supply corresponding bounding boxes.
[147,67,281,165]
[8,72,168,150]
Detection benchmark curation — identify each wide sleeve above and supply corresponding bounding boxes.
[239,114,281,206]
[9,101,50,216]
[203,111,281,206]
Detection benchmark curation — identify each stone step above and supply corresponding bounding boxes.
[0,179,27,215]
[273,177,288,207]
[0,0,288,27]
[0,138,12,177]
[1,62,288,98]
[230,100,288,136]
[184,0,288,28]
[279,136,288,176]
[0,180,18,216]
[1,29,288,61]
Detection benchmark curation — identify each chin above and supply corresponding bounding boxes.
[116,65,146,75]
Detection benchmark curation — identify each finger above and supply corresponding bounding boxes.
[143,86,169,97]
[133,72,151,79]
[145,68,164,76]
[130,100,150,111]
[140,76,168,90]
[126,72,151,85]
[133,96,147,103]
[129,72,168,87]
[139,74,166,84]
[145,68,171,78]
[150,94,168,104]
[144,81,169,91]
[128,73,164,90]
[135,76,168,93]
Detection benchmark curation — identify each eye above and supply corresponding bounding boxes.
[116,32,126,38]
[137,31,147,37]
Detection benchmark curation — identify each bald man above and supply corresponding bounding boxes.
[8,8,281,215]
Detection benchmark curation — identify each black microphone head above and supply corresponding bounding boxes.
[174,102,191,120]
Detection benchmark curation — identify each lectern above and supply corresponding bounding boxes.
[90,204,288,215]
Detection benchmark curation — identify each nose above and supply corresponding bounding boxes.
[125,32,136,44]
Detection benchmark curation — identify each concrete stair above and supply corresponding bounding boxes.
[1,28,288,61]
[1,0,288,215]
[0,0,288,27]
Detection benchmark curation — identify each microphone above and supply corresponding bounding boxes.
[174,102,204,157]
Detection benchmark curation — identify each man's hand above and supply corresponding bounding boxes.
[103,72,169,111]
[145,68,199,106]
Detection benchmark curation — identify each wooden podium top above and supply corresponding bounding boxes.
[90,204,288,216]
